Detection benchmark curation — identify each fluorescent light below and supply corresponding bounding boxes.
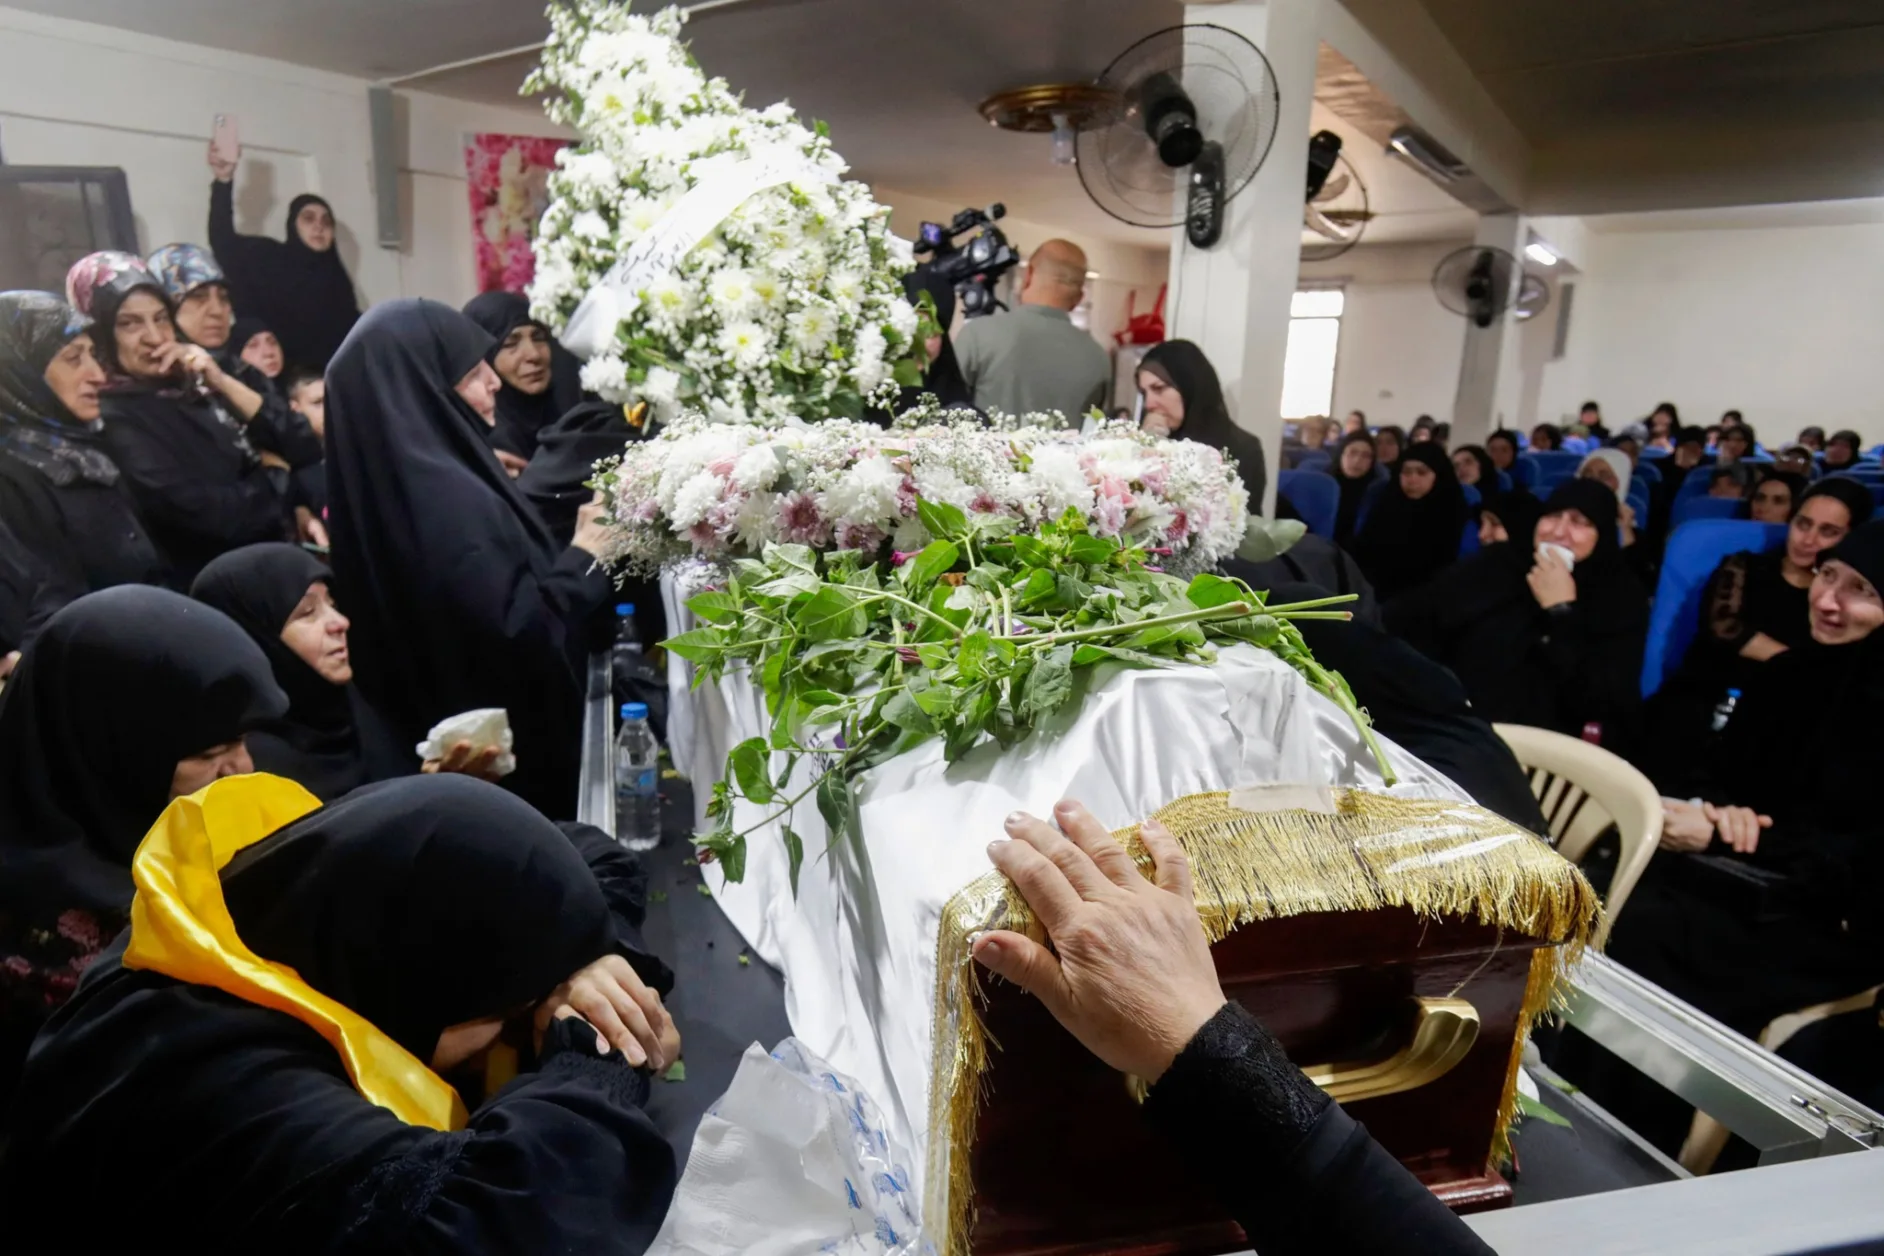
[1524,242,1559,266]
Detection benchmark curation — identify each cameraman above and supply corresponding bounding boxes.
[954,240,1110,424]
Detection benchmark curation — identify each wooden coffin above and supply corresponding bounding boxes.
[969,907,1540,1255]
[925,791,1598,1256]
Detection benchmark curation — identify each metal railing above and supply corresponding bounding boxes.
[576,650,615,837]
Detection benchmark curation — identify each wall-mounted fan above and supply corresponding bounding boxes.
[1512,273,1551,322]
[1432,245,1522,328]
[1076,24,1281,248]
[1301,130,1371,262]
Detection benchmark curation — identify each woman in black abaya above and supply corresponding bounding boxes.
[0,586,285,1110]
[1,774,678,1252]
[462,290,586,465]
[1327,430,1377,547]
[1351,442,1468,599]
[0,290,165,618]
[1138,339,1267,507]
[209,147,361,369]
[1387,478,1648,756]
[324,299,615,819]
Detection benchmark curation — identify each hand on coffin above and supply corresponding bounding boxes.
[974,799,1227,1083]
[535,952,680,1070]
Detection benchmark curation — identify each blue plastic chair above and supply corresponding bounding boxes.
[1496,470,1513,493]
[1641,446,1671,461]
[1520,451,1583,486]
[1277,470,1339,539]
[1295,449,1332,474]
[1511,458,1539,489]
[1458,518,1480,557]
[1837,467,1884,485]
[1633,461,1662,484]
[1626,488,1650,527]
[1671,494,1747,530]
[1641,520,1788,697]
[1353,479,1389,533]
[1561,436,1590,456]
[1461,483,1482,507]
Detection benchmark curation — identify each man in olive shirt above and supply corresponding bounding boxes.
[954,239,1111,423]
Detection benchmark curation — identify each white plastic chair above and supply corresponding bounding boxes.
[1493,723,1662,932]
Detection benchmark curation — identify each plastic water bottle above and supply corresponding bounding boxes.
[1710,688,1742,733]
[615,702,660,851]
[613,603,642,666]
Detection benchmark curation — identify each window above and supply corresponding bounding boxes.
[1280,287,1343,419]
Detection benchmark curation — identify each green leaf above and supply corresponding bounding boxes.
[764,542,818,575]
[755,570,823,599]
[892,357,923,388]
[783,825,805,897]
[1212,613,1283,648]
[697,827,748,885]
[1066,534,1118,565]
[1516,1093,1573,1128]
[815,772,851,845]
[1054,572,1093,611]
[729,737,775,805]
[957,629,992,679]
[663,1060,687,1082]
[902,539,960,591]
[664,627,728,664]
[1018,643,1076,723]
[911,682,957,719]
[916,496,968,541]
[795,585,865,641]
[881,689,936,734]
[1016,567,1057,608]
[1008,534,1052,567]
[685,590,740,625]
[916,643,951,670]
[1185,572,1247,610]
[1236,515,1309,563]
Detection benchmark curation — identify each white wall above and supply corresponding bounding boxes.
[1301,242,1468,427]
[0,6,569,311]
[1534,206,1884,445]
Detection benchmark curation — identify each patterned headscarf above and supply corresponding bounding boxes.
[0,290,120,486]
[65,251,161,321]
[146,243,227,303]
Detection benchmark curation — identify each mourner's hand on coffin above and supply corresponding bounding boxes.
[973,799,1228,1083]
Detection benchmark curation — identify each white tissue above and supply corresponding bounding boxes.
[415,708,516,778]
[1537,541,1576,573]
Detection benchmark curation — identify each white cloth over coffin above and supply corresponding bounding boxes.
[668,611,1468,1192]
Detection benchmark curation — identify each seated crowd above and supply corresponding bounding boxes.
[0,158,1875,1246]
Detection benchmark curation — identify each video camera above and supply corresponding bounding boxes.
[911,203,1019,318]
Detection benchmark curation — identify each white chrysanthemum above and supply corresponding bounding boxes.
[1027,444,1097,520]
[824,454,904,525]
[787,306,835,355]
[669,470,724,530]
[708,268,758,316]
[580,353,629,397]
[731,443,783,492]
[717,321,771,371]
[885,296,918,342]
[571,209,610,241]
[642,365,682,406]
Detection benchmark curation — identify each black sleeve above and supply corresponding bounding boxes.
[208,181,276,281]
[332,1015,676,1255]
[238,370,325,468]
[557,821,674,996]
[1532,603,1644,742]
[541,546,618,663]
[1145,1003,1493,1256]
[106,419,285,551]
[0,477,83,637]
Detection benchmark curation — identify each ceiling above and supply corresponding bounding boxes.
[1400,0,1884,212]
[15,0,1486,247]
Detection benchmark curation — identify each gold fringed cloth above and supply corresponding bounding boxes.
[926,790,1602,1256]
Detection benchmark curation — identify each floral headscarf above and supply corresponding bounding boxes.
[65,251,160,321]
[0,290,120,486]
[145,243,226,303]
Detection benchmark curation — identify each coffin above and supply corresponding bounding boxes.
[935,792,1598,1256]
[662,599,1601,1256]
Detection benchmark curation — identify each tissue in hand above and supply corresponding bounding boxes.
[1537,541,1576,573]
[415,708,516,778]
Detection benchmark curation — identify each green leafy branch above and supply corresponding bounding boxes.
[667,498,1393,887]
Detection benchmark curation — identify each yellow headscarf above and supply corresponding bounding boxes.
[123,773,468,1129]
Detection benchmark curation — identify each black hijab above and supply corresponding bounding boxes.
[0,586,286,912]
[219,194,360,370]
[0,774,677,1253]
[1805,476,1878,531]
[1453,444,1497,490]
[462,291,583,459]
[1141,339,1268,507]
[1478,487,1543,552]
[518,399,642,544]
[1328,430,1377,544]
[326,300,586,815]
[191,544,369,801]
[1352,442,1468,598]
[221,775,614,1058]
[0,290,122,487]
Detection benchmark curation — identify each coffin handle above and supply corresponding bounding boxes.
[1299,995,1481,1104]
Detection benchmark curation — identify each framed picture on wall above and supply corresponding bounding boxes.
[464,133,571,293]
[0,166,137,293]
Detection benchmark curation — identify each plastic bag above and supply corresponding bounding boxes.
[646,1038,931,1256]
[414,708,516,778]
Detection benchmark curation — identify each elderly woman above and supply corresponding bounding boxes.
[67,251,295,585]
[1137,339,1267,506]
[0,291,164,622]
[462,291,586,468]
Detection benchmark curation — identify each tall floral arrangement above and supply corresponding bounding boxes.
[594,413,1252,578]
[525,2,922,425]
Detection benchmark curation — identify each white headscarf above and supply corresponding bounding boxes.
[1577,448,1633,503]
